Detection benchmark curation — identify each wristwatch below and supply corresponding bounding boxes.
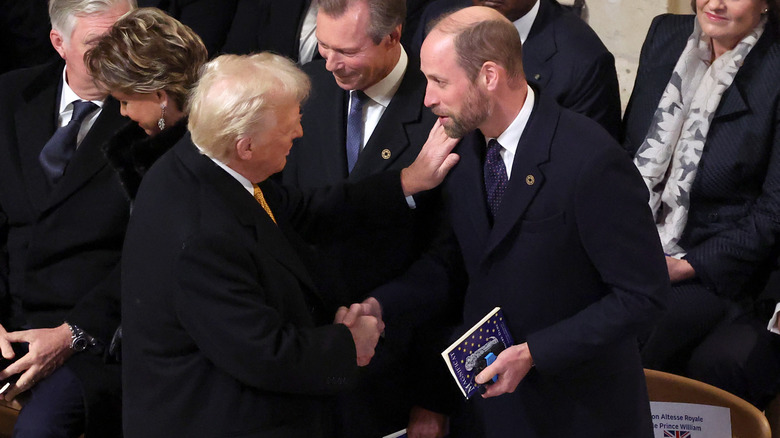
[66,322,94,352]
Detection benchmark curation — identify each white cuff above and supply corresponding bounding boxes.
[767,303,780,335]
[405,195,416,209]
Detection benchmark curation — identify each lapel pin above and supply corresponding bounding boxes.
[525,174,535,186]
[533,73,541,81]
[381,148,391,160]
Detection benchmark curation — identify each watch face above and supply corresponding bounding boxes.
[73,337,88,352]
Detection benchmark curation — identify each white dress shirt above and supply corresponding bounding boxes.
[483,85,535,180]
[347,47,409,150]
[57,67,103,147]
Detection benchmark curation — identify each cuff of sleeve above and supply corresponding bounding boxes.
[405,195,417,209]
[767,303,780,335]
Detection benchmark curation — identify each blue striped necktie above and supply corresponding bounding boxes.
[346,90,367,173]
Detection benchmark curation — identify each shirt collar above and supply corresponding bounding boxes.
[194,142,255,196]
[486,84,535,155]
[513,0,540,44]
[361,46,408,108]
[59,66,104,114]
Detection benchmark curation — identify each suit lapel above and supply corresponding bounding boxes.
[16,62,61,212]
[449,133,491,244]
[350,63,427,180]
[483,92,554,260]
[307,83,349,180]
[711,25,774,122]
[177,139,319,296]
[44,97,127,211]
[522,0,556,88]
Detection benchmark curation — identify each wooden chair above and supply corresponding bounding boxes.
[0,399,23,438]
[645,368,771,438]
[763,393,780,438]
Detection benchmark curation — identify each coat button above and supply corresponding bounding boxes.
[525,174,535,185]
[708,212,719,221]
[381,149,391,159]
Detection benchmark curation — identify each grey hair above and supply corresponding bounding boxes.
[49,0,137,41]
[319,0,406,44]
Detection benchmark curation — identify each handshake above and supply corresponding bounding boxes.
[334,297,384,367]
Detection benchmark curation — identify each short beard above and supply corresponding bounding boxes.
[441,84,491,138]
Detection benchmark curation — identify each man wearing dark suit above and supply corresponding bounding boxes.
[0,0,134,436]
[121,52,458,437]
[278,0,442,435]
[622,12,780,409]
[282,0,438,303]
[411,0,621,139]
[348,7,669,437]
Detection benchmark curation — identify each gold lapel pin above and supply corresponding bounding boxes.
[381,149,391,160]
[525,174,535,186]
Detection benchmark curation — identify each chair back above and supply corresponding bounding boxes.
[645,368,771,438]
[0,399,22,438]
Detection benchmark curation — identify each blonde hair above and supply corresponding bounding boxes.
[188,53,310,162]
[85,7,207,111]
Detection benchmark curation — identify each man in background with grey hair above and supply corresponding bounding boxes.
[0,0,135,436]
[280,0,444,435]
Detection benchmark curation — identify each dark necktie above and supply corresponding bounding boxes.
[484,139,508,220]
[39,100,98,184]
[346,90,367,173]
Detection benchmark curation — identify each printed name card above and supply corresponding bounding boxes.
[650,401,731,438]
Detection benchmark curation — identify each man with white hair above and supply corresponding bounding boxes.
[120,53,458,437]
[0,0,135,436]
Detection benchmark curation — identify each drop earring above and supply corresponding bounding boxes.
[158,104,166,131]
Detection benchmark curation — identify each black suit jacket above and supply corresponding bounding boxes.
[375,90,669,436]
[412,0,621,138]
[0,60,131,436]
[622,14,780,299]
[281,57,438,304]
[122,136,411,437]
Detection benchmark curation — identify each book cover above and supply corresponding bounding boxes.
[441,307,514,398]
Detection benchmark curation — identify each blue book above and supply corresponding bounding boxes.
[441,307,514,398]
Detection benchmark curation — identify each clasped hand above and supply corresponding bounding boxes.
[0,323,73,401]
[334,297,384,367]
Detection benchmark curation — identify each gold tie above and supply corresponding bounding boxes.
[253,184,277,224]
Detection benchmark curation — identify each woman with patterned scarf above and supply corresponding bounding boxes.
[622,0,780,409]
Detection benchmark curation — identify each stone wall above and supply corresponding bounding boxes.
[584,0,690,111]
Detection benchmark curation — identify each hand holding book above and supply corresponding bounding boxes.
[441,307,517,398]
[474,342,533,398]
